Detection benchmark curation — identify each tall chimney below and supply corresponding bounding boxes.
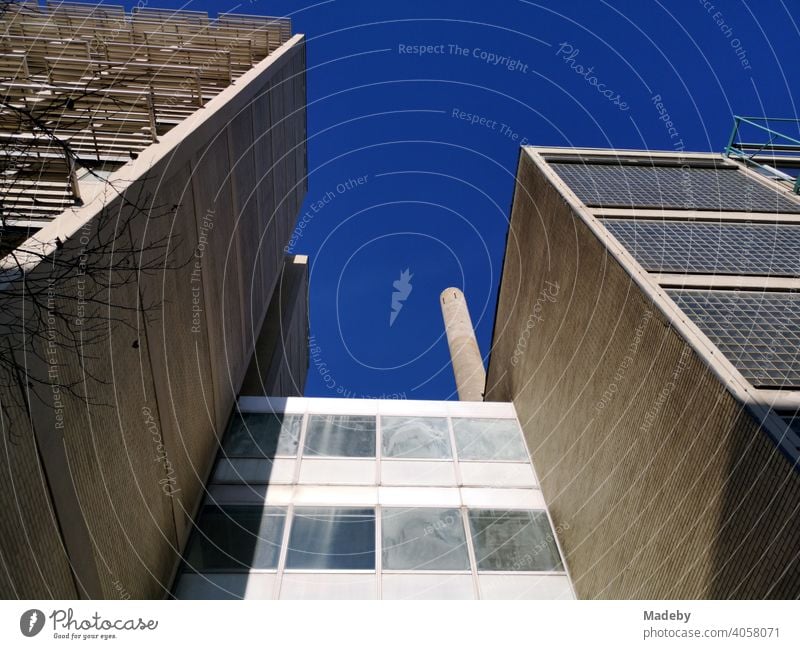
[440,287,486,401]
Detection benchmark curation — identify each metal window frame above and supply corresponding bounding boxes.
[175,397,575,599]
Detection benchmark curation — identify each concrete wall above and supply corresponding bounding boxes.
[0,380,78,598]
[485,150,800,599]
[240,254,309,397]
[0,36,307,599]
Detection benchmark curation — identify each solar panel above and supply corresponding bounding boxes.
[667,289,800,388]
[603,220,800,276]
[551,162,800,214]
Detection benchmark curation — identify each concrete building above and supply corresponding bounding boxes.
[486,146,800,598]
[0,2,308,599]
[241,254,309,398]
[172,396,574,599]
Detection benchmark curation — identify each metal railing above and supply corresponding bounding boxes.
[0,0,293,225]
[723,115,800,194]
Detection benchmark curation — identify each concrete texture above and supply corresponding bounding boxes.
[240,255,309,397]
[0,37,308,599]
[485,148,800,599]
[440,288,486,402]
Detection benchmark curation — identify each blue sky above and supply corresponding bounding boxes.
[112,0,799,399]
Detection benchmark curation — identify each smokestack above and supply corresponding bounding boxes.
[440,287,486,401]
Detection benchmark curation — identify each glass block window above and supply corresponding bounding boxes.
[285,507,376,570]
[603,220,800,277]
[667,289,800,388]
[381,416,452,459]
[303,415,376,457]
[382,508,469,570]
[222,412,302,457]
[184,506,286,571]
[452,418,529,461]
[468,509,563,572]
[551,162,800,213]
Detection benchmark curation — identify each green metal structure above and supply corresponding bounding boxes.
[724,116,800,194]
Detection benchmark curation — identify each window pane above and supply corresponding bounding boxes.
[468,509,563,571]
[381,417,452,459]
[382,508,469,570]
[304,415,376,458]
[185,506,286,571]
[452,418,528,461]
[223,413,302,457]
[285,507,375,569]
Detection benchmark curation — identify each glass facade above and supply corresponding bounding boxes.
[184,506,286,571]
[551,162,800,213]
[382,508,469,570]
[468,509,563,572]
[667,289,800,388]
[550,154,800,396]
[286,507,376,570]
[603,220,800,277]
[381,416,452,459]
[453,418,529,461]
[304,415,376,457]
[223,412,303,458]
[174,398,574,599]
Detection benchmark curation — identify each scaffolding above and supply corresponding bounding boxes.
[0,1,291,230]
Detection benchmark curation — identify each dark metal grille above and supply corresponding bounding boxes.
[551,162,800,213]
[603,220,800,276]
[667,289,800,388]
[778,412,800,440]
